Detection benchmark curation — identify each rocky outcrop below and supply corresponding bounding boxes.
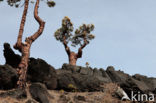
[1,43,156,102]
[56,64,106,92]
[3,43,57,90]
[106,67,156,98]
[0,65,18,90]
[3,43,21,68]
[132,74,156,92]
[57,63,156,98]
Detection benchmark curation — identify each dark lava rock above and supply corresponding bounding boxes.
[57,64,156,95]
[0,65,18,90]
[106,66,130,83]
[27,58,57,90]
[29,83,52,103]
[106,66,156,97]
[0,88,27,99]
[3,43,21,68]
[62,63,81,72]
[2,43,156,96]
[132,74,156,92]
[121,74,156,98]
[106,67,156,97]
[3,43,57,90]
[57,72,102,92]
[57,64,107,92]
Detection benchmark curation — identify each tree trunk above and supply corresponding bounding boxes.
[69,52,78,66]
[14,0,45,88]
[68,38,87,66]
[17,43,31,88]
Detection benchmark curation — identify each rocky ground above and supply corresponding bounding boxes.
[0,83,131,103]
[0,43,156,103]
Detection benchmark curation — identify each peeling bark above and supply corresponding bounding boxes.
[14,0,45,88]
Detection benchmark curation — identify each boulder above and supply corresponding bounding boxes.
[29,83,52,103]
[132,74,156,92]
[94,68,112,83]
[106,66,130,83]
[110,72,156,98]
[120,74,156,98]
[79,67,93,75]
[62,63,81,72]
[0,65,18,90]
[3,43,21,68]
[27,58,57,90]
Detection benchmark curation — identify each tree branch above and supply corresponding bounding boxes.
[77,38,87,58]
[14,0,29,51]
[28,0,45,42]
[63,36,71,56]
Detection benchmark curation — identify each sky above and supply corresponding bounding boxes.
[0,0,156,77]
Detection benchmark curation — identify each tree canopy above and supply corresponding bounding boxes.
[54,16,95,66]
[54,16,95,48]
[1,0,55,8]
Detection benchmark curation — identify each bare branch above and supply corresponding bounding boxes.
[77,38,87,58]
[14,0,29,51]
[63,36,70,56]
[28,0,45,42]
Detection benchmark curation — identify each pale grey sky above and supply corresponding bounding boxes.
[0,0,156,77]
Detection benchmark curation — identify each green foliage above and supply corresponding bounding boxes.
[5,0,55,8]
[54,16,95,47]
[55,16,73,43]
[7,0,21,7]
[72,24,95,47]
[47,0,55,7]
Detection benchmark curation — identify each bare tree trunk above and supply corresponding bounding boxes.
[69,52,77,66]
[14,0,29,51]
[14,0,45,88]
[17,43,31,87]
[68,38,88,66]
[63,35,88,66]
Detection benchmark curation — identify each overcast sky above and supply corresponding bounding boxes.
[0,0,156,77]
